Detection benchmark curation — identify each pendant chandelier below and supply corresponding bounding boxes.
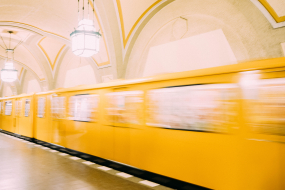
[0,31,23,83]
[70,0,101,57]
[1,51,17,82]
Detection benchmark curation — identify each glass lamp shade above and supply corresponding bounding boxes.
[70,19,101,57]
[1,61,18,82]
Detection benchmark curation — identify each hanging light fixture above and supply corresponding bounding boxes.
[0,31,20,83]
[70,0,101,57]
[1,51,17,82]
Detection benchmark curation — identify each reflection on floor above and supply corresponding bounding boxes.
[0,133,162,190]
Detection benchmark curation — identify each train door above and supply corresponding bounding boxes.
[106,88,144,165]
[65,93,100,154]
[238,71,283,189]
[2,100,6,131]
[50,95,66,147]
[12,99,17,134]
[99,88,115,160]
[0,101,2,129]
[0,100,4,130]
[22,98,34,137]
[3,100,14,133]
[35,95,50,142]
[14,98,22,134]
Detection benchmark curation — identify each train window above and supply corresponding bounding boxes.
[107,91,143,124]
[51,97,66,119]
[69,94,99,122]
[38,98,46,118]
[25,99,30,117]
[5,101,12,116]
[247,78,285,136]
[15,100,22,116]
[146,84,237,133]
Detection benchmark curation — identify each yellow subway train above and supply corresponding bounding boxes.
[1,58,285,190]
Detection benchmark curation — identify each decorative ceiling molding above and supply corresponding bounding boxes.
[89,57,111,69]
[258,0,285,23]
[37,37,66,71]
[251,0,285,28]
[53,45,66,70]
[0,21,70,42]
[115,0,163,48]
[18,67,24,79]
[19,68,25,85]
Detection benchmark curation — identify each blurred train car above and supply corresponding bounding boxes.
[1,58,285,190]
[0,93,34,137]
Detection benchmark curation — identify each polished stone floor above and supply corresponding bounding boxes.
[0,134,152,190]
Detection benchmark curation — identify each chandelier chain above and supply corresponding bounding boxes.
[93,0,95,22]
[78,0,80,21]
[0,42,6,50]
[88,0,90,19]
[0,34,7,50]
[82,0,85,20]
[13,41,22,50]
[9,32,11,49]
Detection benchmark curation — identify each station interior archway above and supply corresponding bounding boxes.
[1,0,285,97]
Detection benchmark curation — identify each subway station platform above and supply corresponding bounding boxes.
[0,133,172,190]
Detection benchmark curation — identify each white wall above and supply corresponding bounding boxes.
[26,79,42,94]
[63,65,97,88]
[125,0,285,79]
[2,83,13,97]
[22,72,42,94]
[143,29,237,77]
[55,49,100,89]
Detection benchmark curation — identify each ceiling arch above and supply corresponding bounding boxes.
[0,0,113,93]
[124,0,285,79]
[251,0,285,28]
[0,0,284,96]
[116,0,162,48]
[258,0,285,22]
[114,0,176,49]
[0,36,45,82]
[37,37,66,71]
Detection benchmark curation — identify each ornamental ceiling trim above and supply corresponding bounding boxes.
[116,0,163,48]
[258,0,285,23]
[37,37,66,71]
[251,0,285,28]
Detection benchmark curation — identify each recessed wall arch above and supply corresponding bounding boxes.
[53,48,102,89]
[124,0,285,79]
[0,27,52,88]
[119,0,175,78]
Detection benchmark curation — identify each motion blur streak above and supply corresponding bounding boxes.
[1,58,285,190]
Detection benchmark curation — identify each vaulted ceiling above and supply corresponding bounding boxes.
[0,0,284,96]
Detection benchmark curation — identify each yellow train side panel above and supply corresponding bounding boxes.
[29,58,285,190]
